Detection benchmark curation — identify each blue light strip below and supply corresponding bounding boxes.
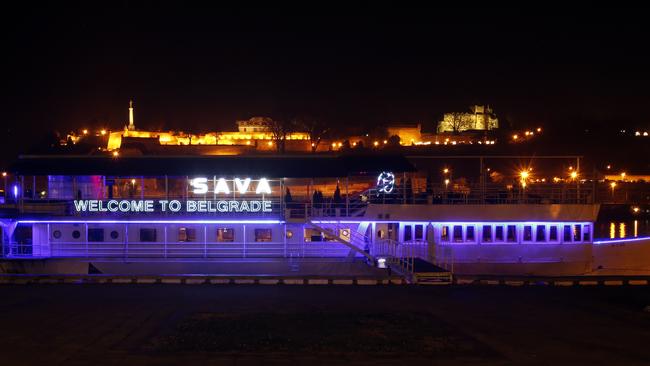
[594,237,650,244]
[17,219,284,224]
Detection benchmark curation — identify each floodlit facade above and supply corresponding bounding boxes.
[437,105,499,133]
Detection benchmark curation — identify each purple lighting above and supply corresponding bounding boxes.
[17,219,284,224]
[594,237,650,245]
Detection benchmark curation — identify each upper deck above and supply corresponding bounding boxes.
[1,154,597,222]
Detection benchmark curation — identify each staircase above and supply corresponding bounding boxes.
[306,220,375,264]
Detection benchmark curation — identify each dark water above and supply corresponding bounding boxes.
[594,219,650,239]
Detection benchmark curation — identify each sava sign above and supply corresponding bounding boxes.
[189,177,272,195]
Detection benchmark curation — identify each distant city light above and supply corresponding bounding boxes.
[383,140,388,144]
[570,171,578,179]
[606,164,611,170]
[443,168,449,174]
[131,179,136,185]
[520,171,529,179]
[537,127,542,132]
[82,129,88,135]
[513,134,518,140]
[621,172,626,180]
[373,141,379,146]
[632,207,640,213]
[112,151,119,157]
[267,141,273,146]
[100,129,107,136]
[1,172,6,177]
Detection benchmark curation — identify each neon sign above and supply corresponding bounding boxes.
[190,177,272,195]
[376,172,395,194]
[73,199,273,213]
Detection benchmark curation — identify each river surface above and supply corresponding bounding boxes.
[594,219,650,239]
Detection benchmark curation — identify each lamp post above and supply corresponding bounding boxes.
[2,172,6,201]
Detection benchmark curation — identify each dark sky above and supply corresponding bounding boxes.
[2,5,650,160]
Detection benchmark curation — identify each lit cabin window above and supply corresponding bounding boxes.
[465,226,476,242]
[140,228,157,242]
[452,226,463,242]
[178,228,196,242]
[88,228,104,242]
[523,226,533,242]
[217,228,234,242]
[404,226,413,241]
[573,225,582,242]
[535,225,546,242]
[506,225,517,242]
[495,226,504,242]
[549,226,559,242]
[482,225,493,243]
[563,225,572,242]
[414,225,424,241]
[582,225,591,242]
[441,226,450,242]
[255,229,272,242]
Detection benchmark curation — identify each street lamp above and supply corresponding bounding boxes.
[444,178,450,190]
[570,171,578,180]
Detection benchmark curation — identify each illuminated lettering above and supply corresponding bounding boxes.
[234,178,251,194]
[190,177,272,195]
[169,200,182,212]
[73,199,273,213]
[191,177,209,194]
[215,178,230,194]
[74,200,88,211]
[256,178,272,194]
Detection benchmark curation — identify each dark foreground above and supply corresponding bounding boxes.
[2,285,650,365]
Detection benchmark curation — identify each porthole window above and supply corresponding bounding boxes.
[52,230,62,239]
[110,230,119,239]
[72,230,81,239]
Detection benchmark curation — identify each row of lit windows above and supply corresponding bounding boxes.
[439,224,592,244]
[51,228,270,243]
[51,227,352,243]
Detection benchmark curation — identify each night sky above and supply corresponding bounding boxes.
[2,5,649,163]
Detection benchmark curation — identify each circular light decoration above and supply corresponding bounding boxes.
[376,171,396,194]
